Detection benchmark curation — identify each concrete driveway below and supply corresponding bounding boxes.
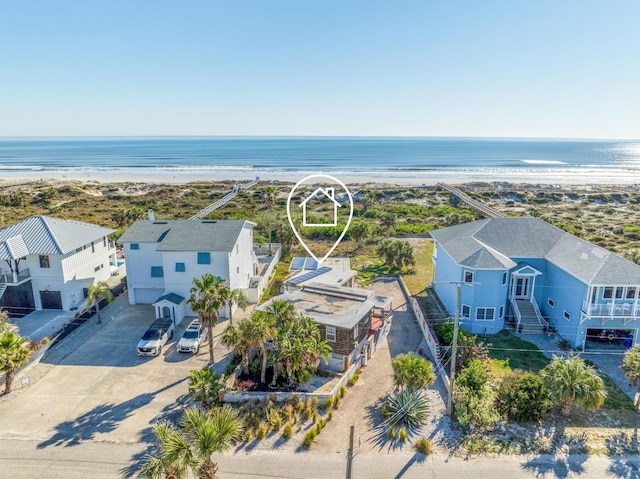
[0,296,209,445]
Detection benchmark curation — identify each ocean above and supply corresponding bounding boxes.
[1,137,639,184]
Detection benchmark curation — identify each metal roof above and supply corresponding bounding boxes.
[117,220,254,253]
[153,293,186,305]
[432,216,640,285]
[0,216,113,259]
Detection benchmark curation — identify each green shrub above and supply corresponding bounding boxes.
[327,410,333,421]
[347,372,360,387]
[382,389,429,431]
[414,437,433,455]
[302,429,317,448]
[398,427,408,443]
[388,427,397,441]
[495,371,552,423]
[282,422,294,440]
[244,428,253,442]
[255,421,269,440]
[324,396,334,409]
[339,385,346,399]
[456,360,489,396]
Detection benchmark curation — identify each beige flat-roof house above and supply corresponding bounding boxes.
[260,282,392,372]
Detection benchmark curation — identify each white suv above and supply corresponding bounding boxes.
[177,319,208,354]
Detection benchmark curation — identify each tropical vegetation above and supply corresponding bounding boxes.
[377,239,415,271]
[620,345,640,411]
[495,371,552,422]
[0,331,32,394]
[188,368,223,410]
[391,352,435,392]
[86,281,114,324]
[540,355,607,415]
[381,388,430,438]
[140,406,242,479]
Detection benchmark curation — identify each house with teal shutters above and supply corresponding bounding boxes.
[431,216,640,348]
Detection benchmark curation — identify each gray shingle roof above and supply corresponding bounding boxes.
[0,216,113,259]
[432,216,640,285]
[117,220,253,253]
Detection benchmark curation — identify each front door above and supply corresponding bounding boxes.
[514,277,530,299]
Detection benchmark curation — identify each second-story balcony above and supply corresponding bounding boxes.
[582,300,640,317]
[0,268,31,286]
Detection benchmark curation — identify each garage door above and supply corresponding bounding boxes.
[585,328,636,350]
[40,290,63,309]
[133,288,165,304]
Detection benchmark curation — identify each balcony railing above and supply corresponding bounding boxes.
[0,268,31,285]
[582,301,640,317]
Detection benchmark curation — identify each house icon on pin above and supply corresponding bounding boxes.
[299,187,342,227]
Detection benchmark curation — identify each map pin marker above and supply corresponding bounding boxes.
[286,174,354,265]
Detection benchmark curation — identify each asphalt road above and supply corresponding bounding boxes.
[2,439,639,479]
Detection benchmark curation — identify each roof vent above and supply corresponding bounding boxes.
[148,209,155,221]
[153,221,168,224]
[201,220,218,224]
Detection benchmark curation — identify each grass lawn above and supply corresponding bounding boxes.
[401,239,433,295]
[482,330,636,415]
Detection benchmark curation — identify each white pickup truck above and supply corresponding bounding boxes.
[136,318,175,356]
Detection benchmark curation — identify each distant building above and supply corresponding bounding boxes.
[284,256,356,292]
[118,219,262,322]
[431,216,640,348]
[0,216,115,315]
[259,282,392,372]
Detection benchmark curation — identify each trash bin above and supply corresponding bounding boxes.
[624,335,633,348]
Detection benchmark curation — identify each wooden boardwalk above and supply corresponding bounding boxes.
[436,182,505,218]
[189,177,261,220]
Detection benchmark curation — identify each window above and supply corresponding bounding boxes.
[236,265,240,274]
[236,244,239,254]
[502,272,507,285]
[461,304,470,318]
[563,310,571,320]
[39,255,50,268]
[151,266,164,278]
[76,247,83,253]
[499,305,504,318]
[464,270,474,284]
[103,237,107,248]
[627,287,637,300]
[326,326,336,342]
[130,243,139,250]
[197,252,211,265]
[353,324,359,340]
[94,265,100,272]
[615,287,624,299]
[548,298,555,307]
[476,307,495,321]
[175,262,185,272]
[91,241,95,253]
[603,287,613,299]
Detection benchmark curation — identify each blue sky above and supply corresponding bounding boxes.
[1,1,639,138]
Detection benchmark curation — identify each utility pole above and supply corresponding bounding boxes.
[346,425,354,479]
[446,282,462,416]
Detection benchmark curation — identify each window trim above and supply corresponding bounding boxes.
[627,287,637,300]
[175,262,186,273]
[502,272,507,285]
[563,310,571,321]
[326,326,336,342]
[130,243,140,250]
[464,270,474,284]
[476,307,495,321]
[499,305,504,319]
[603,287,613,299]
[461,304,471,319]
[615,287,624,299]
[548,298,555,307]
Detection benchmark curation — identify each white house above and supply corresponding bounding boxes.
[118,219,258,321]
[0,216,116,315]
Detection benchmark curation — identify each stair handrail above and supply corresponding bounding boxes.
[510,297,522,332]
[530,299,549,331]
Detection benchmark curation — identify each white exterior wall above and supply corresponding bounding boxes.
[228,224,256,291]
[22,235,114,311]
[122,242,165,304]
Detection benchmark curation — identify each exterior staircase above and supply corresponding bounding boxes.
[515,299,544,334]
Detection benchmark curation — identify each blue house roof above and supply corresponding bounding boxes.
[431,216,640,285]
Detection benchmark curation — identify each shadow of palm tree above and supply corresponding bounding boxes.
[393,452,426,479]
[37,378,186,449]
[520,424,588,478]
[606,428,640,479]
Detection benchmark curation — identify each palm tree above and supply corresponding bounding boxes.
[226,289,248,326]
[187,274,231,364]
[86,281,114,324]
[221,321,251,375]
[350,221,369,249]
[381,212,396,238]
[541,355,607,415]
[392,352,435,392]
[265,299,296,330]
[0,309,18,336]
[0,332,32,394]
[188,368,221,410]
[263,185,276,255]
[621,345,640,411]
[140,406,242,479]
[246,311,276,384]
[361,190,375,212]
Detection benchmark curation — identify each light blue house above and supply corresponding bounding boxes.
[431,216,640,348]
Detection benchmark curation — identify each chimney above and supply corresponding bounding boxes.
[148,209,155,221]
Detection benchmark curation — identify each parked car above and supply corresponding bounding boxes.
[137,318,175,356]
[177,319,208,354]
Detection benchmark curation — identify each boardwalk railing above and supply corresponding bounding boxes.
[436,182,505,218]
[189,177,261,220]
